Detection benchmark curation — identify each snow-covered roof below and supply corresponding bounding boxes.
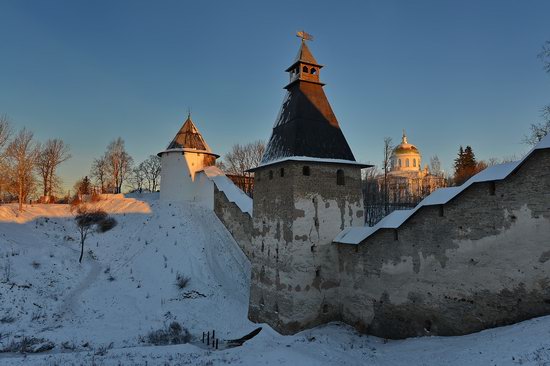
[201,166,253,215]
[249,156,371,172]
[334,133,550,245]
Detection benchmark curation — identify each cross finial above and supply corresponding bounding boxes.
[296,30,314,42]
[187,107,192,119]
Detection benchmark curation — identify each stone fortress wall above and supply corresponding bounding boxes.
[211,146,550,339]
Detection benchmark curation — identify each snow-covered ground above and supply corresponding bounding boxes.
[1,194,549,365]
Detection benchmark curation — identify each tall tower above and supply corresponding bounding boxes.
[248,33,369,334]
[158,115,219,204]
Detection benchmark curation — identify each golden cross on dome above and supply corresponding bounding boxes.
[296,30,314,42]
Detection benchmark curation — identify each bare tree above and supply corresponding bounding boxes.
[523,42,550,145]
[539,40,550,74]
[36,138,71,200]
[382,137,393,216]
[90,156,110,193]
[74,207,116,263]
[128,164,146,193]
[429,155,442,176]
[0,115,12,202]
[523,106,550,146]
[105,138,133,194]
[4,128,39,211]
[222,140,265,194]
[140,155,161,192]
[223,140,265,176]
[0,114,11,151]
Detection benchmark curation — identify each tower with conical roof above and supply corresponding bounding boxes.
[158,114,219,204]
[247,33,370,334]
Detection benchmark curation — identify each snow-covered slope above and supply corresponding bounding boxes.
[1,195,549,365]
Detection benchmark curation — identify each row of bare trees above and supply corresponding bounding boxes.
[85,138,160,195]
[0,115,71,210]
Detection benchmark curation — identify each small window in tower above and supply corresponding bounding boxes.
[322,304,329,314]
[280,168,285,177]
[315,268,320,278]
[439,205,444,217]
[311,68,317,75]
[398,159,402,167]
[269,170,273,180]
[336,169,345,185]
[413,159,417,167]
[303,166,310,176]
[394,229,399,241]
[406,159,410,167]
[302,66,309,73]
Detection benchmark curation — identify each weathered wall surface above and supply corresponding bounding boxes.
[213,186,253,258]
[249,162,364,334]
[337,149,550,339]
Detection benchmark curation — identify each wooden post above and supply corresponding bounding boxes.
[215,338,219,350]
[212,330,215,340]
[207,331,210,345]
[202,332,205,343]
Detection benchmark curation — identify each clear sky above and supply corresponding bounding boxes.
[1,0,549,190]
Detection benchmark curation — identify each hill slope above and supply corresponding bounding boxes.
[0,195,549,365]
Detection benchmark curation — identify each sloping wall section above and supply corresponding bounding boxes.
[335,136,550,339]
[201,166,253,259]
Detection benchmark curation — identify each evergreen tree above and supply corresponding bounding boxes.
[453,145,480,185]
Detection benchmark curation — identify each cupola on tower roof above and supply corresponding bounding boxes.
[257,32,361,167]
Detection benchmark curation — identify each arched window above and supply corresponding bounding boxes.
[310,68,317,75]
[406,159,410,167]
[398,159,402,167]
[269,170,273,180]
[336,169,345,185]
[303,166,310,176]
[280,168,285,177]
[302,66,309,73]
[413,159,417,167]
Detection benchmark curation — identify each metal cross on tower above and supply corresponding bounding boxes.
[296,30,314,42]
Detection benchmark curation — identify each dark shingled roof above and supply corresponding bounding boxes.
[160,116,218,157]
[261,42,356,165]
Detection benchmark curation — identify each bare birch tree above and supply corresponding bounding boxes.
[5,128,39,211]
[105,138,133,194]
[36,138,71,200]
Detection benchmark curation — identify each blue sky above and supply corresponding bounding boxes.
[0,0,549,190]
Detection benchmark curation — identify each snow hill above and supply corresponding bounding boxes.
[0,194,549,365]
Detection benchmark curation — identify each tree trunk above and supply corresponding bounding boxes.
[79,238,84,263]
[18,176,23,212]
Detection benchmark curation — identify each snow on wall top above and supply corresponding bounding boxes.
[201,166,253,215]
[334,133,550,245]
[250,155,371,171]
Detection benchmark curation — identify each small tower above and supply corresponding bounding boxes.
[248,33,370,334]
[158,114,219,204]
